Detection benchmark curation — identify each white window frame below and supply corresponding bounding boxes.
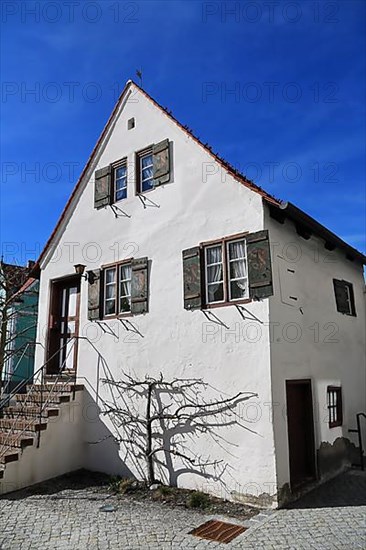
[226,238,249,302]
[344,284,352,314]
[204,237,249,306]
[103,262,132,317]
[327,386,342,427]
[119,263,132,313]
[114,162,127,202]
[204,244,225,305]
[104,267,117,316]
[139,151,154,192]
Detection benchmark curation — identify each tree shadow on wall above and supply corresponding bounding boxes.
[99,372,259,491]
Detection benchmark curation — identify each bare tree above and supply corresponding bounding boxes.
[0,261,37,388]
[101,373,257,486]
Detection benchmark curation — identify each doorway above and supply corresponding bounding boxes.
[46,276,81,375]
[286,379,316,489]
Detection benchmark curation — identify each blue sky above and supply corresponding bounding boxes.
[1,0,365,265]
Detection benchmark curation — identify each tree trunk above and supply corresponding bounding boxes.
[0,308,9,391]
[145,382,155,485]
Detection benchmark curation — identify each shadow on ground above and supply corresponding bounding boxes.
[3,467,366,511]
[287,469,366,509]
[0,469,110,500]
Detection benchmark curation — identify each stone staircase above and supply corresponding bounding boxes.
[0,383,84,489]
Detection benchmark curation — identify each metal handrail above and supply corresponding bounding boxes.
[0,339,74,411]
[0,336,113,462]
[349,412,366,471]
[0,334,135,462]
[0,338,76,457]
[0,337,77,458]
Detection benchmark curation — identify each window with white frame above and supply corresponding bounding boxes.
[227,239,249,301]
[205,245,224,304]
[119,263,132,313]
[114,162,127,202]
[333,279,356,316]
[327,386,343,428]
[138,149,154,192]
[103,262,132,316]
[204,237,249,305]
[104,267,117,316]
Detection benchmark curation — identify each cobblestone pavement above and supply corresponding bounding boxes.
[0,470,365,549]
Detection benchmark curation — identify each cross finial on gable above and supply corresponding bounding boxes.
[136,68,143,87]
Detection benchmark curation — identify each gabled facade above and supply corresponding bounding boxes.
[21,81,366,506]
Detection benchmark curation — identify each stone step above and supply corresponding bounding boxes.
[0,418,47,432]
[26,384,83,393]
[0,432,34,449]
[0,449,19,464]
[2,406,60,418]
[15,393,70,404]
[44,372,76,383]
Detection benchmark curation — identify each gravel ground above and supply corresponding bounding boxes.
[0,469,365,549]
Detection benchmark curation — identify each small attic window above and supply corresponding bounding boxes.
[128,118,135,130]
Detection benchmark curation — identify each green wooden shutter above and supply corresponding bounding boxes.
[94,165,112,209]
[247,230,273,300]
[87,269,101,320]
[182,247,202,310]
[131,257,148,314]
[153,139,170,186]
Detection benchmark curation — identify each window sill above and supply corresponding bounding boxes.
[203,298,252,310]
[101,312,133,321]
[136,186,156,196]
[329,422,342,429]
[112,197,127,205]
[136,180,170,196]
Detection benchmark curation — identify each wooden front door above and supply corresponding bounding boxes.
[47,277,81,375]
[286,379,316,489]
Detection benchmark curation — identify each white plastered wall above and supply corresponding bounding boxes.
[265,207,366,493]
[1,392,85,494]
[34,84,278,505]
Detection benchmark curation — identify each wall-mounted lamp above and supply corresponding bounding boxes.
[74,263,86,276]
[74,264,95,284]
[74,264,88,280]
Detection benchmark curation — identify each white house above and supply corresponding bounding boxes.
[1,80,365,507]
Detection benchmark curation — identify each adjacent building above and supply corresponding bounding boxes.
[0,262,38,393]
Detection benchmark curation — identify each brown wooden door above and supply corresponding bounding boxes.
[286,380,316,489]
[47,277,80,375]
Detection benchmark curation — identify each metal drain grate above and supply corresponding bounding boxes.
[189,519,247,544]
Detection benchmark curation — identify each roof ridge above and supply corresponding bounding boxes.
[130,80,282,206]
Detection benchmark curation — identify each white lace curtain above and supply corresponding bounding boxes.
[207,246,222,301]
[120,265,132,312]
[229,241,247,291]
